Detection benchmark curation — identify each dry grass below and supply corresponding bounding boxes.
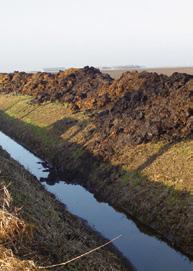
[0,185,42,271]
[0,185,33,243]
[0,246,40,271]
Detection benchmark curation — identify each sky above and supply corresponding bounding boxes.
[1,0,193,72]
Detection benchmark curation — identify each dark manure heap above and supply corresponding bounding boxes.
[0,66,112,109]
[0,67,193,144]
[95,71,193,144]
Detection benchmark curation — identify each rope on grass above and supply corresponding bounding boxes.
[38,234,122,269]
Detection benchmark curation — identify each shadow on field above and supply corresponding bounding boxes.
[49,117,89,141]
[0,109,192,259]
[135,136,193,172]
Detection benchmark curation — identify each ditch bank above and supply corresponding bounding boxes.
[0,94,192,260]
[1,127,193,271]
[0,145,130,271]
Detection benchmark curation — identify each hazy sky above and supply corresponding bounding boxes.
[1,0,193,72]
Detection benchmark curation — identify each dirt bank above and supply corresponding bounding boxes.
[0,146,130,271]
[0,94,192,258]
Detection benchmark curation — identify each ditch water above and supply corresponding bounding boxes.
[0,130,192,271]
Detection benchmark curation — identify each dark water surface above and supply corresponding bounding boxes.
[0,130,192,271]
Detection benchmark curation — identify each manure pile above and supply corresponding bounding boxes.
[0,66,112,109]
[96,71,193,144]
[0,67,192,144]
